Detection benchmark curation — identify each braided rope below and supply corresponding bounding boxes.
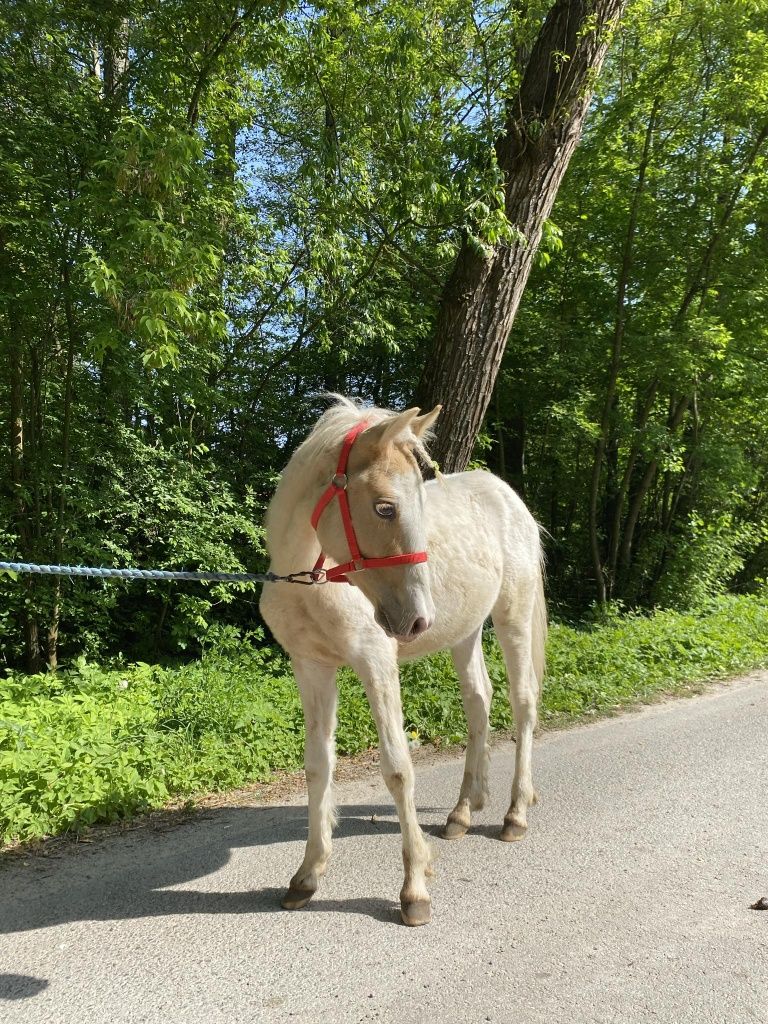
[0,561,317,585]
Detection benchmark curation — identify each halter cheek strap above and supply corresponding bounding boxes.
[310,421,429,584]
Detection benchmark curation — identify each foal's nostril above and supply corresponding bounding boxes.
[409,616,429,638]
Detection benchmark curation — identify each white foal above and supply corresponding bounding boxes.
[260,397,546,926]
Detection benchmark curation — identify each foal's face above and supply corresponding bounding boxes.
[317,409,439,643]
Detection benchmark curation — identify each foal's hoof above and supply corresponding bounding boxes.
[443,806,470,840]
[442,819,469,841]
[281,883,317,910]
[499,819,527,843]
[400,898,432,927]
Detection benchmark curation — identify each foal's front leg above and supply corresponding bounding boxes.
[282,658,338,910]
[356,662,433,926]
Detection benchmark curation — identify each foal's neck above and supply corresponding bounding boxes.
[266,449,330,575]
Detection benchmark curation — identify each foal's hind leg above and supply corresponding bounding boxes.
[492,605,539,843]
[443,627,492,840]
[282,658,338,910]
[354,660,433,927]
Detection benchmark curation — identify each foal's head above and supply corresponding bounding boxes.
[315,406,441,643]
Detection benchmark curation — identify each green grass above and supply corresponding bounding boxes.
[2,593,768,846]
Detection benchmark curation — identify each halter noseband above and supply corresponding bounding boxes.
[310,421,429,584]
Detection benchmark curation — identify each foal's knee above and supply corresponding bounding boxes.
[463,689,490,728]
[384,769,408,799]
[511,689,538,721]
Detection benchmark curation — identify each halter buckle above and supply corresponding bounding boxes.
[331,473,348,490]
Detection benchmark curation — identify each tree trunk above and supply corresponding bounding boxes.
[588,97,659,604]
[619,392,691,573]
[2,227,41,672]
[607,377,657,584]
[47,260,77,672]
[417,0,627,472]
[102,17,130,99]
[8,322,41,672]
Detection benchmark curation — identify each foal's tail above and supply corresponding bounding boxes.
[531,559,548,698]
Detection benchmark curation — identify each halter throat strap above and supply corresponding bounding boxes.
[309,421,429,583]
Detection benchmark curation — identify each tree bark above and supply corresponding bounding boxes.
[102,17,130,99]
[607,377,657,583]
[186,1,273,128]
[8,323,41,673]
[47,259,77,672]
[417,0,627,472]
[2,227,41,672]
[588,96,659,604]
[619,392,691,573]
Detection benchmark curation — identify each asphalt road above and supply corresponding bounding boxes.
[2,674,767,1024]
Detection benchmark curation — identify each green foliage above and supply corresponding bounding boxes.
[541,594,768,715]
[0,419,266,666]
[3,594,768,845]
[0,636,303,842]
[1,0,768,671]
[1,0,545,669]
[3,0,768,854]
[495,0,768,610]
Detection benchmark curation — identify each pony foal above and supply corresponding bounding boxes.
[260,398,546,926]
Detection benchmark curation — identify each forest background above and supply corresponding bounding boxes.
[2,0,768,674]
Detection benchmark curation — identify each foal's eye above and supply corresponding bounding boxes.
[374,501,397,520]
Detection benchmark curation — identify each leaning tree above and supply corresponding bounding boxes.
[417,0,628,472]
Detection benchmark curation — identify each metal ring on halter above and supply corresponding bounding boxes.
[331,473,348,490]
[286,571,322,585]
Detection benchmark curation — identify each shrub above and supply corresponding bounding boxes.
[2,594,767,845]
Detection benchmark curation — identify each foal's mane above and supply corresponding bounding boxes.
[292,394,433,468]
[267,396,435,559]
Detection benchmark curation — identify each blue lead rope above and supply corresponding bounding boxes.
[0,561,322,585]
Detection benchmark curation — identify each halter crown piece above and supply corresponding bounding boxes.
[310,421,429,583]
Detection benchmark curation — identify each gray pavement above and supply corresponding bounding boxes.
[1,674,767,1024]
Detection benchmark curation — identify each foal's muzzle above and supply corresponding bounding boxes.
[376,608,433,643]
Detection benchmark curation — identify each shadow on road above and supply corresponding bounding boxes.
[1,802,448,935]
[0,974,49,1001]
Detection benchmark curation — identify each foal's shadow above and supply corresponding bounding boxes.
[1,803,448,935]
[247,888,399,924]
[462,823,510,841]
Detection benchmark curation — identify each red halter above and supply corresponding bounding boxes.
[310,421,429,584]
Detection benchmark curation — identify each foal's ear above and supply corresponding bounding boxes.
[412,405,442,438]
[366,407,421,448]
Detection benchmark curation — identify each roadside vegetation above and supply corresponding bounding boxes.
[2,0,767,852]
[3,593,767,846]
[3,1,768,675]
